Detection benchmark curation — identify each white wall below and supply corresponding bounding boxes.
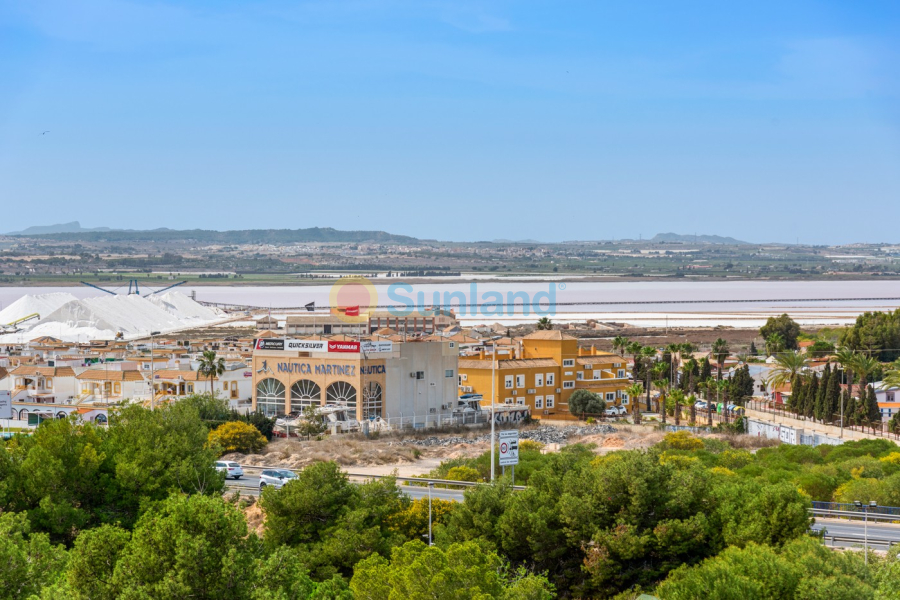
[384,341,458,426]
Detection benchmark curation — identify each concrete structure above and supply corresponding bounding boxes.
[285,309,457,337]
[458,331,629,419]
[251,338,458,425]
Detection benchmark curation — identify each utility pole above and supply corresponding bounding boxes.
[428,482,434,545]
[490,355,496,481]
[150,331,160,409]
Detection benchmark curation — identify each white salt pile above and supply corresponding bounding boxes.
[0,291,224,342]
[0,293,79,326]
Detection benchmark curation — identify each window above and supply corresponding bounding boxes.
[505,398,514,404]
[535,374,544,387]
[46,378,53,389]
[416,371,425,380]
[535,396,543,409]
[114,383,121,394]
[563,381,575,389]
[517,398,525,406]
[584,364,591,370]
[445,369,454,378]
[606,392,615,401]
[449,342,455,348]
[546,373,555,386]
[594,370,602,380]
[516,374,525,388]
[563,359,574,367]
[544,394,554,408]
[621,396,629,405]
[888,392,895,402]
[505,375,514,389]
[187,384,194,393]
[576,372,583,381]
[617,369,625,378]
[614,362,621,368]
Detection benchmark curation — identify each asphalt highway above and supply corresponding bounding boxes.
[225,476,467,501]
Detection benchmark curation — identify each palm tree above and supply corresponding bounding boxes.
[640,346,657,411]
[766,350,808,392]
[766,333,785,356]
[699,377,717,427]
[626,383,644,425]
[653,377,669,424]
[197,350,226,395]
[849,354,879,401]
[536,317,552,330]
[711,338,730,382]
[681,357,699,394]
[670,389,685,425]
[612,336,630,356]
[834,347,857,401]
[884,360,900,389]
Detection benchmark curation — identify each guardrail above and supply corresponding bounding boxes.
[233,464,527,491]
[821,535,898,548]
[810,508,900,523]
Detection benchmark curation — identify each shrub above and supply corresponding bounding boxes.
[446,466,481,483]
[208,421,268,454]
[662,430,704,451]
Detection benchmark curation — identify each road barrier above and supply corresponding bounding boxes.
[810,508,900,523]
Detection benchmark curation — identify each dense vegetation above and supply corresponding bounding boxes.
[6,395,900,598]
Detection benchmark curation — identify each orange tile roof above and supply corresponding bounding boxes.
[77,370,146,382]
[459,358,559,369]
[523,330,576,341]
[9,365,77,377]
[154,369,213,382]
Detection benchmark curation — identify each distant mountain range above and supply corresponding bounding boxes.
[650,232,750,245]
[5,223,751,246]
[6,221,114,235]
[5,223,418,244]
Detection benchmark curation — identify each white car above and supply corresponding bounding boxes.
[215,461,244,480]
[604,405,627,417]
[259,468,298,491]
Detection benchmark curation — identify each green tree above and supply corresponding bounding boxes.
[0,512,68,600]
[766,332,785,356]
[568,389,606,418]
[760,314,801,351]
[64,524,131,600]
[298,405,327,440]
[196,350,226,394]
[350,540,554,600]
[612,336,630,356]
[535,317,552,331]
[260,462,408,580]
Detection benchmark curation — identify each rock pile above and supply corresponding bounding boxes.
[402,424,617,447]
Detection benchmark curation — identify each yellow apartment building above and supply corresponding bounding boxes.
[457,330,629,419]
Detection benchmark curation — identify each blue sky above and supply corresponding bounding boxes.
[1,1,899,244]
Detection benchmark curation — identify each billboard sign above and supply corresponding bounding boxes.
[254,338,285,351]
[361,341,393,353]
[498,430,519,466]
[0,391,12,420]
[286,339,328,351]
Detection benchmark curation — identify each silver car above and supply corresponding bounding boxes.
[215,461,244,480]
[259,468,298,490]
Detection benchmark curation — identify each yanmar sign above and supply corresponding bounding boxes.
[327,340,360,353]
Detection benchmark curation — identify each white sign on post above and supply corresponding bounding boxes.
[498,430,519,466]
[0,391,11,420]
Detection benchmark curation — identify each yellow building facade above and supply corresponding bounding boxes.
[458,331,629,419]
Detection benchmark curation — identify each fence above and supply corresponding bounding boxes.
[747,399,900,442]
[812,502,900,519]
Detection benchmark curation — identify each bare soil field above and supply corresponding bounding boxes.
[222,422,778,476]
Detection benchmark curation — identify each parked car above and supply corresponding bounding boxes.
[603,406,621,417]
[215,461,244,480]
[259,468,298,490]
[693,400,708,411]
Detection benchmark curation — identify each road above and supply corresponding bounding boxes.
[225,476,466,501]
[811,518,900,548]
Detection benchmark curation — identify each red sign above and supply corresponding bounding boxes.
[344,306,360,316]
[328,340,360,353]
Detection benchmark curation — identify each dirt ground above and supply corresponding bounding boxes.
[575,326,767,354]
[222,423,776,476]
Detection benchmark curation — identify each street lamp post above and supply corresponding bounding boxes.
[854,500,878,565]
[149,331,160,409]
[490,356,496,481]
[427,482,434,545]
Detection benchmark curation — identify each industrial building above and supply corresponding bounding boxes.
[251,337,458,426]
